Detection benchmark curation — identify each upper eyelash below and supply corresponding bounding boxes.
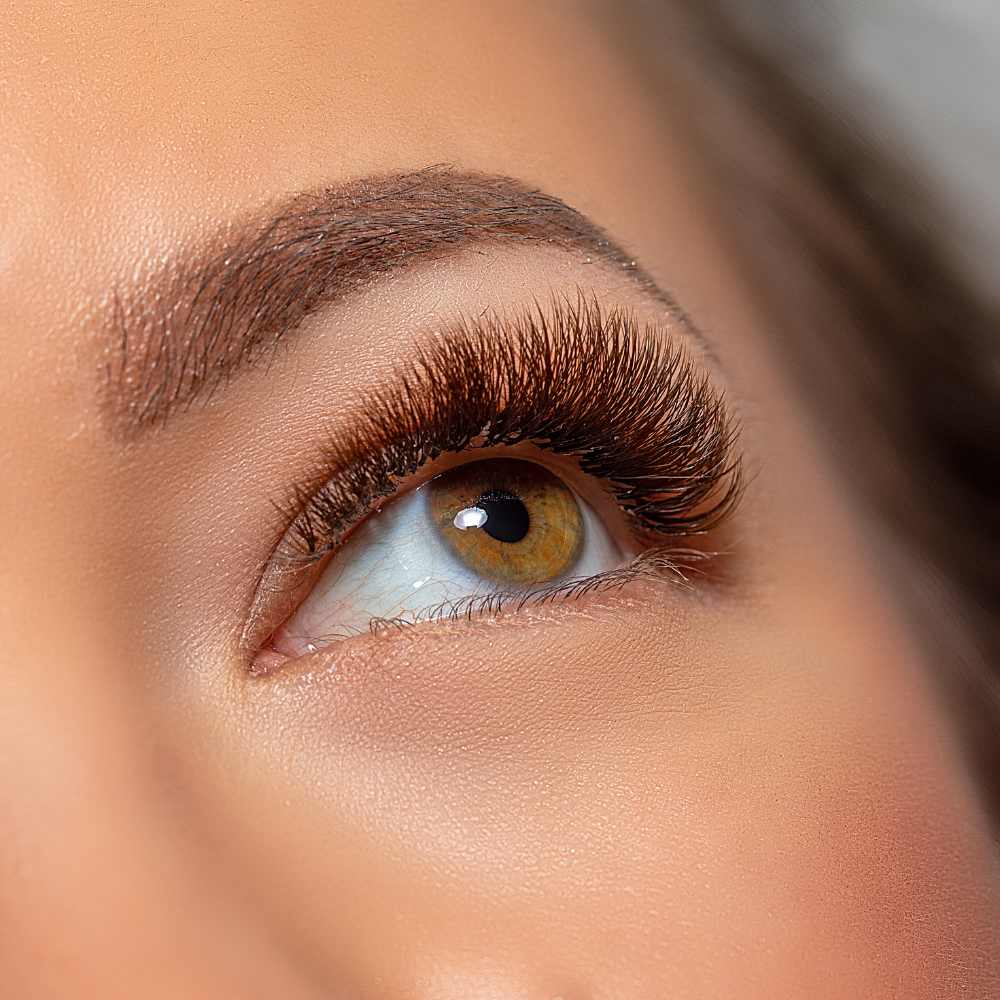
[279,294,743,565]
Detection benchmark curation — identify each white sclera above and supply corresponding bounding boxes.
[274,478,623,655]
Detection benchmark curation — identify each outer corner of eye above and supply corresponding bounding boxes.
[251,456,629,664]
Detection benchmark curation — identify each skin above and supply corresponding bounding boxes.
[2,2,998,997]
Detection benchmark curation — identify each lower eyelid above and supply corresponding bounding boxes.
[252,544,707,676]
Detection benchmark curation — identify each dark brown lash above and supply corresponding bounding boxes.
[287,298,742,561]
[282,295,743,563]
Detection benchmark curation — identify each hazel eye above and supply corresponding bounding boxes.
[430,459,583,586]
[269,457,626,656]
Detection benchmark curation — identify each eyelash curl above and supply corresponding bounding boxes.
[277,296,743,604]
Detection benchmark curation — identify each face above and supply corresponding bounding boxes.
[3,3,997,997]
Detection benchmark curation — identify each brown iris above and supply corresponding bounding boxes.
[428,458,583,586]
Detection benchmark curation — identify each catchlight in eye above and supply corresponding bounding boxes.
[430,459,583,587]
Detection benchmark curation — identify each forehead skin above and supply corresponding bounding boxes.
[1,3,998,998]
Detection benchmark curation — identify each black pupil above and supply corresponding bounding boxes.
[477,490,530,543]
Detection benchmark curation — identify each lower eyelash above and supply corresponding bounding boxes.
[328,546,719,640]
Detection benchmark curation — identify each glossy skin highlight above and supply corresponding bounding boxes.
[1,3,997,998]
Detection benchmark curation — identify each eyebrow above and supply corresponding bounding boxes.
[105,166,691,433]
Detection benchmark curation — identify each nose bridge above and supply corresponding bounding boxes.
[0,626,164,989]
[0,358,179,988]
[0,432,173,985]
[0,161,266,987]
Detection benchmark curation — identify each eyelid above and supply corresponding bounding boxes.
[249,552,707,680]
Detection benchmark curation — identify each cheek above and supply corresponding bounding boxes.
[200,592,1000,997]
[683,657,998,997]
[687,604,1000,998]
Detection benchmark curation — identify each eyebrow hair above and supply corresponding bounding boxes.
[105,166,690,433]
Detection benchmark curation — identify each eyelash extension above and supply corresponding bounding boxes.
[279,295,743,569]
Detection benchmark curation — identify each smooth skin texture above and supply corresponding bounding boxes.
[2,2,998,997]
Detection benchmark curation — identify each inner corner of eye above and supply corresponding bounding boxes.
[263,455,630,659]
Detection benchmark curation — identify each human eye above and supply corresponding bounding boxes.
[246,298,742,672]
[271,454,631,654]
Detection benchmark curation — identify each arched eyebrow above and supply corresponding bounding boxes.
[104,166,693,434]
